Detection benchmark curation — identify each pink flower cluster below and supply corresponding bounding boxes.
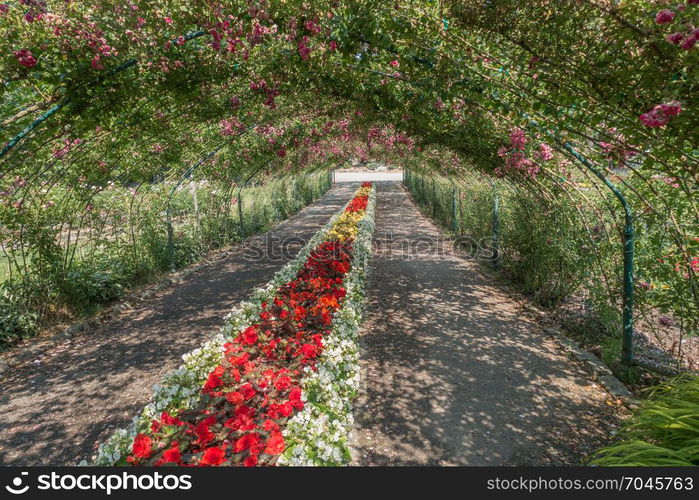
[639,101,682,128]
[666,28,698,50]
[52,138,82,159]
[495,128,554,179]
[657,3,698,50]
[298,35,312,60]
[20,0,46,23]
[220,118,245,136]
[655,9,676,24]
[536,143,554,162]
[249,79,279,109]
[13,49,37,68]
[509,127,527,150]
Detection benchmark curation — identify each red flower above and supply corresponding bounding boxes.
[289,387,304,409]
[301,343,318,359]
[203,370,223,394]
[294,306,307,321]
[264,432,286,455]
[199,446,226,466]
[243,455,258,467]
[230,352,249,366]
[263,419,280,432]
[161,412,184,427]
[131,434,153,459]
[274,375,292,391]
[279,402,294,417]
[234,433,261,453]
[240,383,256,401]
[242,325,258,345]
[226,391,244,405]
[157,442,182,465]
[194,417,216,445]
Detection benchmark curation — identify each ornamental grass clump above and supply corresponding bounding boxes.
[591,376,699,466]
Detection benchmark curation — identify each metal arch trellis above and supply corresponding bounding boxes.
[523,115,636,365]
[2,9,692,366]
[165,143,230,272]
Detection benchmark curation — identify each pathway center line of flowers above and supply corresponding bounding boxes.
[89,182,375,467]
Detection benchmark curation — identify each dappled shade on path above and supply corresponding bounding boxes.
[353,182,620,465]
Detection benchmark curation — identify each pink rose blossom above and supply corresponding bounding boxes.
[680,34,697,50]
[537,143,554,161]
[655,9,676,24]
[666,32,685,44]
[639,101,682,127]
[510,128,527,150]
[13,49,37,68]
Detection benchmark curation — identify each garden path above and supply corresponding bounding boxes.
[0,183,358,466]
[353,181,621,465]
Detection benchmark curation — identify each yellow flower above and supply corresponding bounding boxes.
[324,185,372,241]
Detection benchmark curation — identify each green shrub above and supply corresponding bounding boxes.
[591,376,699,466]
[0,281,39,345]
[61,261,125,309]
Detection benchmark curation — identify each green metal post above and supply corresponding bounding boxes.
[166,207,176,272]
[451,186,458,233]
[523,115,636,365]
[564,143,635,365]
[238,192,244,236]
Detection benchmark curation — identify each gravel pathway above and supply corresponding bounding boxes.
[0,183,357,466]
[353,182,621,465]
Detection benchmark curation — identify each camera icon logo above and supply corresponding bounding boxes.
[5,472,29,495]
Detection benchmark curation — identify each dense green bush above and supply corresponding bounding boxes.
[60,261,125,310]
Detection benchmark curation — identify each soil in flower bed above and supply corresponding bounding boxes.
[353,181,625,466]
[0,183,359,466]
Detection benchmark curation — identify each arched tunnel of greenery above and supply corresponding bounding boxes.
[0,0,697,467]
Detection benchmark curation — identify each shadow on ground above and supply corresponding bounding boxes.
[353,182,621,466]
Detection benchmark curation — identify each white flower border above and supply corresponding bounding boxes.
[87,185,376,466]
